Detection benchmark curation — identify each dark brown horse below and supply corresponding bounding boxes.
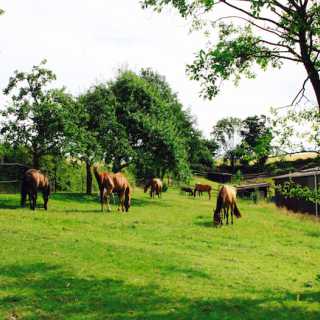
[180,186,194,196]
[94,166,131,212]
[213,185,241,226]
[144,178,163,198]
[21,169,51,211]
[194,183,212,200]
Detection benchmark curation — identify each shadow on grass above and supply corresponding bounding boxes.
[131,197,172,208]
[0,262,319,320]
[52,193,97,203]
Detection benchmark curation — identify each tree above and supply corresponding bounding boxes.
[211,117,242,170]
[109,69,192,181]
[0,60,74,169]
[271,105,320,154]
[70,84,119,194]
[240,115,273,168]
[142,0,320,109]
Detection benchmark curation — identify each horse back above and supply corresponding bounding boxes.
[112,172,130,192]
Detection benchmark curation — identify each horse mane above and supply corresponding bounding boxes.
[215,188,223,214]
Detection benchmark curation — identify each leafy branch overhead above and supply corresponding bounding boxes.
[142,0,320,108]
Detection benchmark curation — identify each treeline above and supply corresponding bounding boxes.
[0,61,218,193]
[212,115,273,173]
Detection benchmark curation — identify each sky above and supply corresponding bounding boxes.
[0,0,314,137]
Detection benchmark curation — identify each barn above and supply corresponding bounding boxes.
[273,168,320,216]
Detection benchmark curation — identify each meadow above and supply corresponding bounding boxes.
[0,181,319,320]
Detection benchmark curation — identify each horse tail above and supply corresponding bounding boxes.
[93,165,102,187]
[124,185,131,212]
[234,202,241,218]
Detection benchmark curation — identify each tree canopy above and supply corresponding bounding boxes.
[142,0,320,109]
[0,60,74,168]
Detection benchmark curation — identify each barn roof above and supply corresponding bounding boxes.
[273,168,320,180]
[236,182,270,190]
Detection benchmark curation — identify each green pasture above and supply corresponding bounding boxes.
[0,182,319,319]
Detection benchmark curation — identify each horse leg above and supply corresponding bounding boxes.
[231,204,234,225]
[100,188,105,212]
[43,191,48,210]
[208,191,211,200]
[225,206,229,225]
[29,193,34,210]
[106,189,113,212]
[119,192,125,212]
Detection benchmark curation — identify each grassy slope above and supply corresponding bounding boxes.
[0,181,319,320]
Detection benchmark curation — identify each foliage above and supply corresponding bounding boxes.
[109,69,192,181]
[271,105,320,155]
[211,117,242,170]
[142,0,320,108]
[239,115,273,168]
[0,60,75,168]
[0,187,320,319]
[276,179,320,204]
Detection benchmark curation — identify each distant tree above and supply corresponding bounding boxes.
[0,60,74,169]
[240,115,273,168]
[142,1,320,110]
[109,69,191,181]
[211,117,242,170]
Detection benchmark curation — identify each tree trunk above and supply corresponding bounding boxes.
[32,153,40,169]
[299,30,320,110]
[86,161,93,195]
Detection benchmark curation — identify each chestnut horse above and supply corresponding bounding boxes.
[21,169,51,211]
[213,185,241,226]
[144,178,163,198]
[194,183,212,200]
[94,166,131,212]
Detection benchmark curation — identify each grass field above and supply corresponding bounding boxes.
[0,182,319,320]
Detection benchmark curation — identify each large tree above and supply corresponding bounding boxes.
[142,0,320,109]
[109,69,191,181]
[0,60,74,169]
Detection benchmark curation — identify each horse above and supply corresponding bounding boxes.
[94,166,131,212]
[213,185,241,226]
[180,186,194,196]
[144,178,163,198]
[21,169,51,211]
[194,183,212,200]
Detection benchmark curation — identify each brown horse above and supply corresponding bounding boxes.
[213,185,241,226]
[194,183,212,200]
[21,169,51,211]
[94,166,131,212]
[144,178,163,198]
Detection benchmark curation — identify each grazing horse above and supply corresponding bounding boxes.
[94,166,131,212]
[21,169,51,211]
[144,178,163,198]
[180,186,194,196]
[194,184,212,200]
[213,185,241,226]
